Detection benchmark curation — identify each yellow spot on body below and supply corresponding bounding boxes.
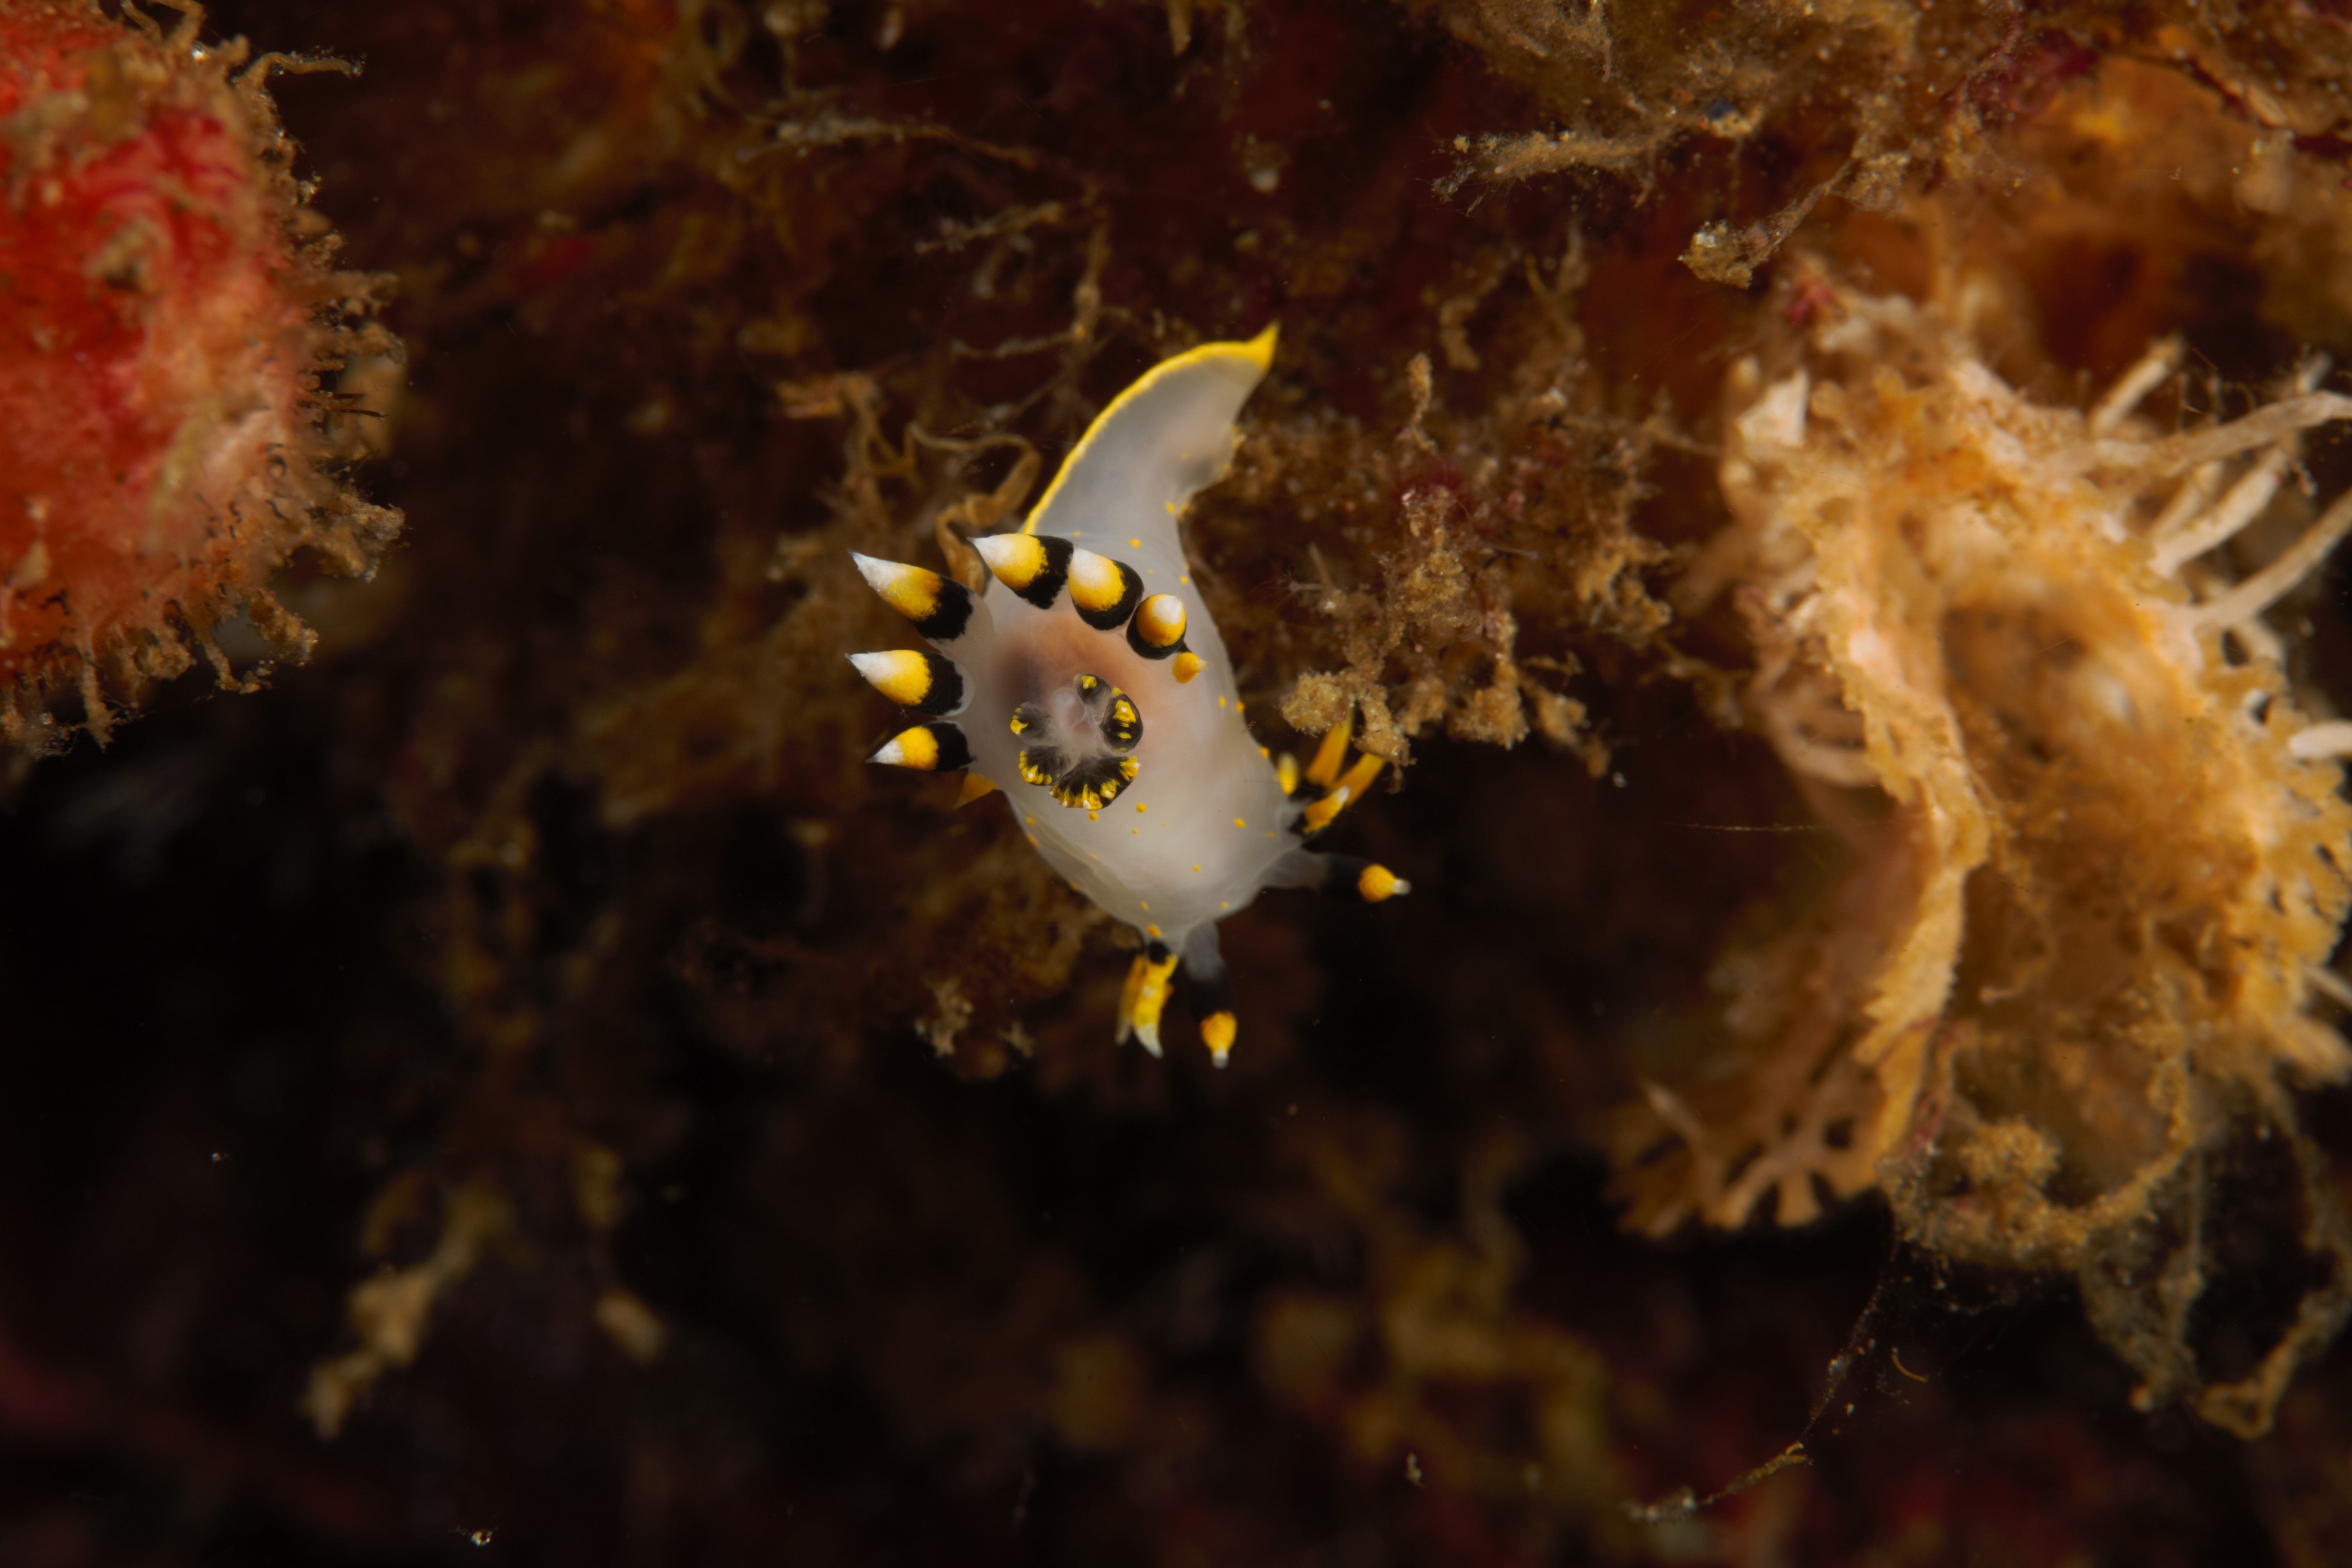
[1087,809,1099,821]
[1233,818,1246,829]
[1216,695,1227,710]
[1135,802,1148,814]
[1191,864,1200,873]
[1026,816,1037,825]
[1145,924,1162,938]
[1133,534,1146,544]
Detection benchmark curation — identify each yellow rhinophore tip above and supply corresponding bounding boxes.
[1358,864,1410,902]
[1305,711,1354,788]
[1201,1010,1237,1067]
[1301,787,1351,833]
[956,773,999,806]
[1173,651,1206,685]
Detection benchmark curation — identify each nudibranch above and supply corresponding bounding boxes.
[849,327,1407,1065]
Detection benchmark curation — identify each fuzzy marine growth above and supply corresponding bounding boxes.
[851,328,1406,1064]
[0,0,400,746]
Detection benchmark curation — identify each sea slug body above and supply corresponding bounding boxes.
[851,328,1406,1065]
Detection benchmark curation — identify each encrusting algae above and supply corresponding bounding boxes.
[1613,270,2352,1435]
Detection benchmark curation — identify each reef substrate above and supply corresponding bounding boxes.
[3,0,2352,1563]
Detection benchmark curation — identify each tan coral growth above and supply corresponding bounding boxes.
[1421,0,2013,283]
[1256,248,1675,780]
[1615,276,2352,1432]
[1277,480,1539,767]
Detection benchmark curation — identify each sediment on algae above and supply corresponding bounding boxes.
[0,0,400,750]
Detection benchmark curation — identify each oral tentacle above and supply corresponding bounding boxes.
[1098,687,1142,751]
[1011,674,1146,810]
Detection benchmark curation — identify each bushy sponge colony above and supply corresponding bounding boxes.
[0,0,398,747]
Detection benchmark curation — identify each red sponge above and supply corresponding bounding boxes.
[0,0,398,745]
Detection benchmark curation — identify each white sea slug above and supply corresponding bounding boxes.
[849,327,1407,1065]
